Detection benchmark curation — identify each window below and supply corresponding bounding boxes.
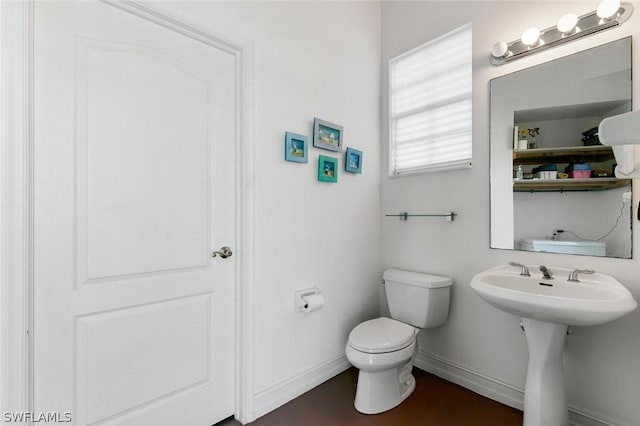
[389,23,472,176]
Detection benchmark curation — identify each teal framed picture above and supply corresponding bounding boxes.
[345,147,362,173]
[284,132,308,163]
[317,155,338,183]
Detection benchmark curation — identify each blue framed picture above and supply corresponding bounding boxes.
[345,147,362,173]
[284,132,308,163]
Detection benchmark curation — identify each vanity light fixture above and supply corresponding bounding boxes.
[491,1,632,65]
[521,27,541,47]
[597,0,621,19]
[491,41,510,60]
[557,13,579,34]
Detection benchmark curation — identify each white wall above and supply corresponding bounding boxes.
[382,2,640,425]
[162,1,382,420]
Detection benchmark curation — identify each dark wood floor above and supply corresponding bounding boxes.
[217,367,522,425]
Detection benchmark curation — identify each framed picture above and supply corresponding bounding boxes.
[344,147,362,173]
[313,118,343,152]
[317,155,338,183]
[284,132,308,163]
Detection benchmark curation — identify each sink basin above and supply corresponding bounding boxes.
[471,264,637,326]
[471,264,637,426]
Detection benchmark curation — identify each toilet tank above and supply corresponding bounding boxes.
[383,269,452,329]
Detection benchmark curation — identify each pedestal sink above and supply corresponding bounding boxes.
[471,264,637,426]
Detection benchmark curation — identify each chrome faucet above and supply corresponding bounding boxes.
[509,261,530,276]
[568,269,595,282]
[539,265,553,279]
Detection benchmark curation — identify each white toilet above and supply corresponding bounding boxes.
[345,269,452,414]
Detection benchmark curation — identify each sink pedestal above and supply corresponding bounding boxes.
[471,265,638,426]
[522,318,569,426]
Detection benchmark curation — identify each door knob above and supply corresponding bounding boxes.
[212,246,233,259]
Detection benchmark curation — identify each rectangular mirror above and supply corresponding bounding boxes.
[490,38,632,258]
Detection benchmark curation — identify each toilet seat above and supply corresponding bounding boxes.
[348,317,416,354]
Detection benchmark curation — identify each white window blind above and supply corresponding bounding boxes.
[389,23,472,176]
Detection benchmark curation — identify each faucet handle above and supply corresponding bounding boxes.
[568,269,595,282]
[539,265,553,279]
[508,261,531,276]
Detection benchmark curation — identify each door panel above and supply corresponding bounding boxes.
[34,2,236,425]
[78,37,211,280]
[77,295,211,424]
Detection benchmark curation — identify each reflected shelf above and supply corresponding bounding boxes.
[512,145,616,165]
[513,177,630,192]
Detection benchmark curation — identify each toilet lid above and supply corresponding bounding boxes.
[348,317,415,354]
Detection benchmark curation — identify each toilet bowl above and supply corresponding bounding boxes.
[345,269,452,414]
[346,317,418,414]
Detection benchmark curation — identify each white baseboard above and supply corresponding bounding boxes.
[568,408,621,426]
[251,355,351,421]
[414,349,524,411]
[249,350,620,426]
[414,350,617,426]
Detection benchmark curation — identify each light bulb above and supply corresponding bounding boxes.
[597,0,621,19]
[491,41,509,58]
[557,13,578,34]
[521,27,540,46]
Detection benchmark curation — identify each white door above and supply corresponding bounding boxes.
[33,2,236,425]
